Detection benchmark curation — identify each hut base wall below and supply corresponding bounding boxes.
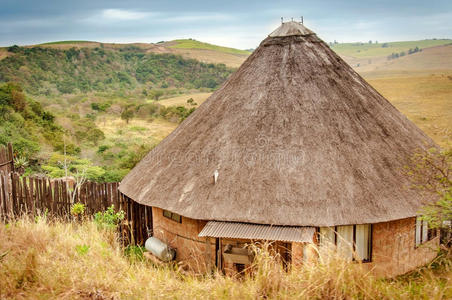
[366,217,439,277]
[151,209,438,277]
[151,207,215,273]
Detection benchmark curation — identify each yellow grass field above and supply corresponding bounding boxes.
[96,116,177,146]
[366,72,452,148]
[155,92,211,108]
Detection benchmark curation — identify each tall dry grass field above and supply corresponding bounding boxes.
[0,217,451,299]
[367,72,452,148]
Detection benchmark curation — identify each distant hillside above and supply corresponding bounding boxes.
[0,39,251,68]
[165,39,250,55]
[0,45,233,95]
[358,44,452,76]
[331,39,452,58]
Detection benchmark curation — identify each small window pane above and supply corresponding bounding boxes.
[355,224,371,261]
[336,225,353,261]
[163,210,171,218]
[415,217,422,246]
[422,220,428,243]
[319,227,335,247]
[172,213,181,223]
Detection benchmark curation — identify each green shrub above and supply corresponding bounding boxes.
[124,245,146,262]
[75,244,90,255]
[71,202,86,217]
[94,205,125,229]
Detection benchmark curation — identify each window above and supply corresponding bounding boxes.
[319,224,372,262]
[163,210,182,223]
[415,217,436,247]
[355,224,371,262]
[234,263,245,273]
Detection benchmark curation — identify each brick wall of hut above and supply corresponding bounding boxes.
[151,209,438,277]
[151,207,216,272]
[366,217,439,277]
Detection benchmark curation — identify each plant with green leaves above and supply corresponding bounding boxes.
[124,245,146,262]
[75,244,90,255]
[94,205,125,229]
[405,148,452,243]
[71,202,86,217]
[13,156,29,175]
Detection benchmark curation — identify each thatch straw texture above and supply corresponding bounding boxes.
[119,22,436,226]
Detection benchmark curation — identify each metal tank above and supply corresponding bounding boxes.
[144,236,176,262]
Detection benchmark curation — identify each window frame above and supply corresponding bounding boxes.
[319,224,372,263]
[162,209,182,223]
[415,216,437,247]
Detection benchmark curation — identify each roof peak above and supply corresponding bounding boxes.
[269,21,314,37]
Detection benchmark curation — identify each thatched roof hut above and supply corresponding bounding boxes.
[119,21,435,227]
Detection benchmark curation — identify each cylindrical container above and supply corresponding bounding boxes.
[145,237,176,262]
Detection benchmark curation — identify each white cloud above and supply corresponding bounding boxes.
[164,13,234,23]
[101,9,152,21]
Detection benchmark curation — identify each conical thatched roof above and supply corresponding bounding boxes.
[119,22,436,227]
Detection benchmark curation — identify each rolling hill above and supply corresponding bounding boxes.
[0,45,233,95]
[5,38,251,68]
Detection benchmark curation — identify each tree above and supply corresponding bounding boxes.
[404,148,452,244]
[121,108,134,124]
[11,89,26,112]
[149,89,164,100]
[187,98,197,106]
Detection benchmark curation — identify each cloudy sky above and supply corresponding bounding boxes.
[1,0,451,49]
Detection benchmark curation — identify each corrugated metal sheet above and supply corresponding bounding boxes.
[198,221,315,243]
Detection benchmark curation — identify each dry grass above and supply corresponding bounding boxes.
[96,116,177,146]
[169,48,248,68]
[0,217,451,299]
[0,48,12,61]
[153,92,211,108]
[367,72,452,148]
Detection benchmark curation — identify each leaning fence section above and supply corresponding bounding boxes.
[0,171,152,245]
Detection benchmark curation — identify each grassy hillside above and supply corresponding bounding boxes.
[357,44,452,75]
[40,40,96,45]
[0,83,64,158]
[367,73,452,148]
[15,39,250,68]
[0,217,450,299]
[0,46,233,95]
[166,39,250,55]
[332,39,452,58]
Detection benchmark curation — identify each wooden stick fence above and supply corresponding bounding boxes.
[0,143,14,174]
[0,171,153,245]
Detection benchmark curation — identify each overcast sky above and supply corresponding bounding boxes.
[1,0,451,49]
